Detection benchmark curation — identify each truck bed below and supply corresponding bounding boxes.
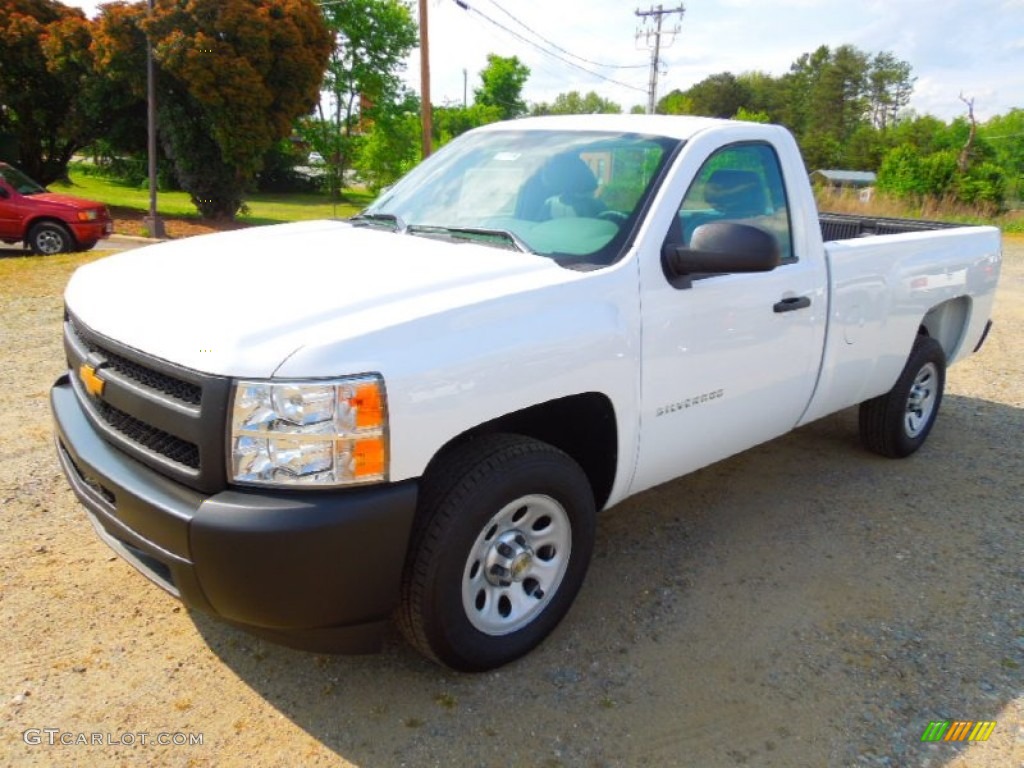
[819,212,967,242]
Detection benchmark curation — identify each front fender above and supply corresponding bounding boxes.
[275,261,643,492]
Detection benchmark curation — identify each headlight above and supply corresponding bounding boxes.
[76,209,100,222]
[230,375,387,487]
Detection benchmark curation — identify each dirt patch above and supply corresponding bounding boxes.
[109,206,250,239]
[0,238,1021,767]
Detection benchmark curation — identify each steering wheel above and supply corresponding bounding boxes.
[598,210,628,224]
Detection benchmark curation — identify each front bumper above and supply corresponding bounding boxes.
[51,374,418,653]
[68,219,113,245]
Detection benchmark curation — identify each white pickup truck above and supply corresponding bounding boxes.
[52,115,1001,671]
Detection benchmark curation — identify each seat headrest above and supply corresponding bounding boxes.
[705,169,766,216]
[541,154,598,196]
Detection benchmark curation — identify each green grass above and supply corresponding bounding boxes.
[53,164,372,224]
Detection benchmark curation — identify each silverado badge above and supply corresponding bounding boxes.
[79,363,105,398]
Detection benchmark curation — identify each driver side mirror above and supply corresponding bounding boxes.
[662,221,781,289]
[0,186,9,199]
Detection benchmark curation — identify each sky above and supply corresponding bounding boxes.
[62,0,1024,121]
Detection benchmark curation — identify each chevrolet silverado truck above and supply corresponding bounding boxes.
[51,116,1001,671]
[0,162,112,254]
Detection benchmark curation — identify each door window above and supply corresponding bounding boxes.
[670,143,793,262]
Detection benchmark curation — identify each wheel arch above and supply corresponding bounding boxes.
[421,392,619,511]
[26,216,79,247]
[919,296,970,361]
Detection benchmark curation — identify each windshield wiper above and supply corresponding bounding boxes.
[349,212,405,231]
[405,225,531,253]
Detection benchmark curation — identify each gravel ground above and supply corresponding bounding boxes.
[1,237,1021,768]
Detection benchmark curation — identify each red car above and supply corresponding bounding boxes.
[0,162,113,254]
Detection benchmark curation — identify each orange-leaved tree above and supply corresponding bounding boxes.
[95,0,332,219]
[0,0,97,184]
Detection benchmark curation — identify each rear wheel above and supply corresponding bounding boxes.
[859,335,946,458]
[398,434,596,671]
[27,221,74,255]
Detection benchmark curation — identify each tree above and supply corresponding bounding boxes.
[736,71,783,118]
[355,90,421,192]
[776,44,911,169]
[308,0,418,195]
[981,108,1024,201]
[867,51,914,130]
[957,94,978,173]
[733,107,770,124]
[877,145,929,197]
[807,45,869,151]
[0,0,97,184]
[878,134,1006,208]
[777,45,833,136]
[889,113,949,156]
[658,71,774,120]
[683,72,751,118]
[656,89,693,115]
[844,123,889,170]
[137,0,332,218]
[474,54,530,120]
[93,0,332,218]
[531,91,621,116]
[87,2,151,174]
[432,103,502,145]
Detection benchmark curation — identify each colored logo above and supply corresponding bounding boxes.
[920,720,996,742]
[79,363,105,398]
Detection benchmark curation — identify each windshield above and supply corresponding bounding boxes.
[360,130,679,267]
[0,164,46,195]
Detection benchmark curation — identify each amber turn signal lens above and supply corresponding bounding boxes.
[351,382,385,430]
[352,437,386,478]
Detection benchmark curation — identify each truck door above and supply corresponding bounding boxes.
[630,140,827,494]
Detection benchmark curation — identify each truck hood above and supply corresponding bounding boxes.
[65,220,571,377]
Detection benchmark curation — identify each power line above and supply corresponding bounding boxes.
[453,0,648,95]
[484,0,647,70]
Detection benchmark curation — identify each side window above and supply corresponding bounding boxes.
[670,143,794,262]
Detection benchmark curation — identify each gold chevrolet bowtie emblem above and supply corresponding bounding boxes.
[79,363,105,397]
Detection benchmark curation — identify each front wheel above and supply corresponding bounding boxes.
[859,335,946,458]
[398,434,596,671]
[27,221,74,255]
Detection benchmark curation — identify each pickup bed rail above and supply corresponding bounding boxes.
[819,212,968,242]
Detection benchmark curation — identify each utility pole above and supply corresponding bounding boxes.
[144,0,165,238]
[418,0,432,158]
[635,4,685,115]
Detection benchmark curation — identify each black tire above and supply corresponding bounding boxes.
[398,434,596,671]
[27,221,74,255]
[859,335,946,458]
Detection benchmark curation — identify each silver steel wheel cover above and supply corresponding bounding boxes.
[904,361,939,437]
[36,230,64,254]
[461,493,572,636]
